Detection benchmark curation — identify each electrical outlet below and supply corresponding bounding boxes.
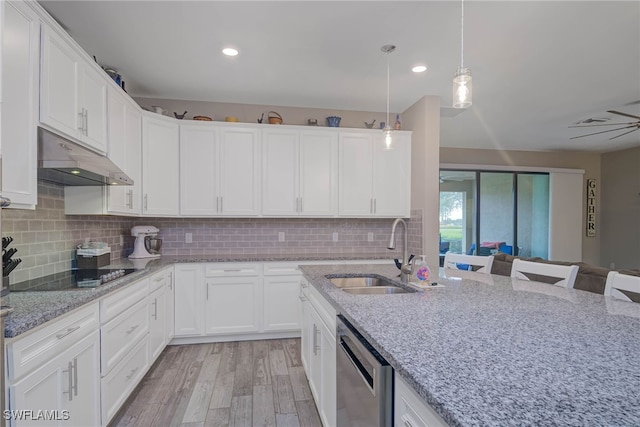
[367,232,374,242]
[278,232,285,242]
[185,232,193,243]
[119,235,124,246]
[332,232,339,242]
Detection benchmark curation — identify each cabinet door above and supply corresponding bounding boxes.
[319,320,336,427]
[339,132,374,216]
[165,269,175,342]
[307,307,323,403]
[123,104,143,213]
[263,275,301,331]
[262,129,299,216]
[149,285,167,361]
[373,133,411,217]
[205,276,262,335]
[78,64,108,153]
[1,0,39,208]
[64,331,101,427]
[180,124,219,215]
[218,127,260,215]
[300,131,338,216]
[10,331,100,427]
[40,25,80,142]
[106,87,129,213]
[173,264,204,337]
[299,281,312,371]
[142,114,179,215]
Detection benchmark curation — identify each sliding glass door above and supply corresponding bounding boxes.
[440,170,550,259]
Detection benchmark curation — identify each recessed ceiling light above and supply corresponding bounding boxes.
[412,65,427,73]
[222,47,239,56]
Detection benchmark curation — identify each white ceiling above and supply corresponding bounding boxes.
[40,1,640,153]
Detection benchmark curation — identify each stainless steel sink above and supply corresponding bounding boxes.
[342,286,410,295]
[328,276,414,294]
[330,276,397,288]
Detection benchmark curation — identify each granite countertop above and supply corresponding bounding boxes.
[3,253,393,338]
[299,264,640,427]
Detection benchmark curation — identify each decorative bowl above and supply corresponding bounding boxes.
[326,116,341,127]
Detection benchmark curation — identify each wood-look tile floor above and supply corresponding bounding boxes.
[111,339,322,427]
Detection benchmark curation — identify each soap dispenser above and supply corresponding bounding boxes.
[414,255,430,283]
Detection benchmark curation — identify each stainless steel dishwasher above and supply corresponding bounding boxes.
[336,314,393,427]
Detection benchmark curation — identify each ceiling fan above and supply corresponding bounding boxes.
[570,110,640,140]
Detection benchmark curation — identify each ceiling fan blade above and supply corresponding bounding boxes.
[569,122,637,128]
[607,110,640,120]
[608,127,640,140]
[570,125,637,139]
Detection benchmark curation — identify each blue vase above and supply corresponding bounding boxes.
[326,116,341,127]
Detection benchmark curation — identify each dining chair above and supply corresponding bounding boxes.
[510,259,579,289]
[604,272,640,302]
[443,253,494,273]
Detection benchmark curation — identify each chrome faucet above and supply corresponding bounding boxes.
[387,218,414,283]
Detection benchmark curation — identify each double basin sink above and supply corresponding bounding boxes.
[329,276,414,295]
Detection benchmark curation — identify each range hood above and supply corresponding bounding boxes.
[37,128,133,186]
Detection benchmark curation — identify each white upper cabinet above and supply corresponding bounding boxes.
[40,25,107,154]
[262,128,337,216]
[1,0,40,209]
[219,126,260,215]
[180,123,260,216]
[339,130,411,217]
[142,113,179,216]
[106,86,142,215]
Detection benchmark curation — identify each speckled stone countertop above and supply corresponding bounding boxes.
[299,264,640,427]
[3,254,392,338]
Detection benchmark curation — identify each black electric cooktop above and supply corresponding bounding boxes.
[9,268,137,292]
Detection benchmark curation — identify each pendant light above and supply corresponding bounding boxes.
[381,44,396,150]
[453,0,472,108]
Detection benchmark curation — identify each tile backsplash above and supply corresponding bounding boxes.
[2,182,423,283]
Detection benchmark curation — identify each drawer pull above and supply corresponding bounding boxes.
[125,367,139,380]
[126,324,139,335]
[152,298,158,320]
[298,295,307,302]
[401,414,416,427]
[154,277,164,282]
[56,326,81,340]
[223,269,242,272]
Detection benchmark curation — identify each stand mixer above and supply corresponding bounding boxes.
[129,226,162,259]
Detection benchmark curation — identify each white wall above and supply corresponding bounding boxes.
[548,171,584,262]
[402,96,440,274]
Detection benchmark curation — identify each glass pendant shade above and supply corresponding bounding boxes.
[383,126,393,150]
[453,66,472,109]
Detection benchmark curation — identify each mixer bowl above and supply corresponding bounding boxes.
[145,237,163,254]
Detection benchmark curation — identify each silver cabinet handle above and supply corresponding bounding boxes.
[154,276,164,282]
[151,298,158,320]
[220,197,223,212]
[63,359,76,401]
[78,108,84,131]
[126,367,139,381]
[144,194,148,211]
[223,269,242,272]
[373,198,377,214]
[56,326,80,340]
[206,284,209,300]
[84,109,89,135]
[72,358,78,397]
[370,198,373,213]
[401,414,416,427]
[127,190,133,209]
[300,197,303,212]
[126,324,139,335]
[312,324,317,356]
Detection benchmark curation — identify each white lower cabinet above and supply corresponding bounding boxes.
[174,263,205,337]
[300,277,336,427]
[149,272,169,361]
[395,373,448,427]
[165,268,175,342]
[7,303,101,427]
[205,276,262,335]
[10,330,101,427]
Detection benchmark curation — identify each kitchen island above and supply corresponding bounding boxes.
[299,264,640,427]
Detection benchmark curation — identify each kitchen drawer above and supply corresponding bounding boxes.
[100,277,149,323]
[263,262,303,276]
[101,336,150,425]
[101,297,149,375]
[7,302,99,381]
[394,374,447,427]
[149,268,168,292]
[204,262,261,277]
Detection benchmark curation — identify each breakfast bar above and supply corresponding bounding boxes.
[300,264,640,426]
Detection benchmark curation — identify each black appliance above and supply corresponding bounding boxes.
[9,268,137,292]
